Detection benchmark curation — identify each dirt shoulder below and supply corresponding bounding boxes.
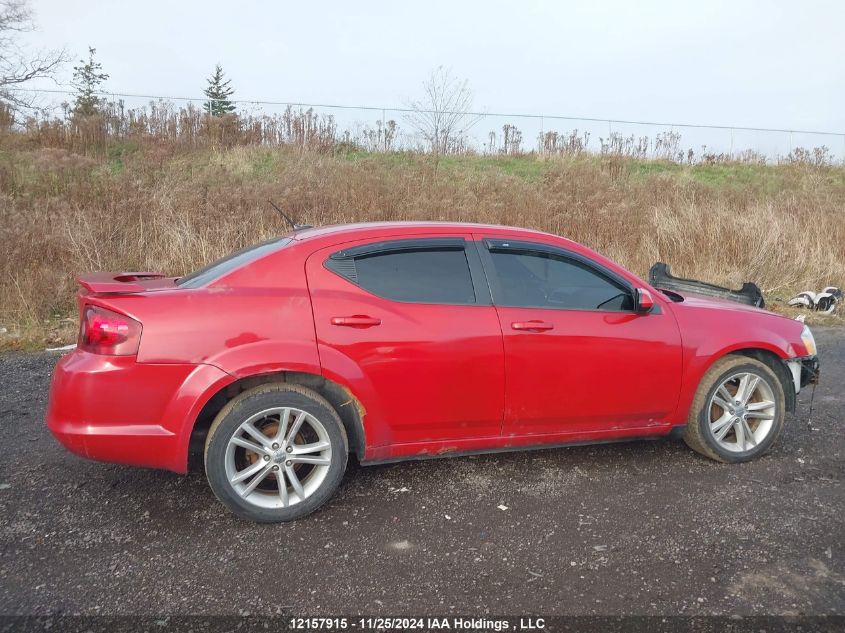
[0,330,842,616]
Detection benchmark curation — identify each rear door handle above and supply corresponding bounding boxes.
[330,315,382,328]
[511,320,554,332]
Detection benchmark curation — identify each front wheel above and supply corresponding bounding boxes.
[683,355,785,463]
[204,383,348,522]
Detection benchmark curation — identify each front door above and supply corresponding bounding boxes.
[306,235,505,448]
[477,237,683,436]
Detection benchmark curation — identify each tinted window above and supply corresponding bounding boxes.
[177,238,292,288]
[343,248,476,304]
[489,250,633,310]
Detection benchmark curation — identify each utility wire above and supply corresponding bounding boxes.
[7,86,845,138]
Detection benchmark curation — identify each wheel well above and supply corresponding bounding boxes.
[729,348,796,413]
[187,371,366,471]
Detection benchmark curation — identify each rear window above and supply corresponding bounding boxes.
[177,237,292,288]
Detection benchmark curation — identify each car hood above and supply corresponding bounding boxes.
[662,290,787,320]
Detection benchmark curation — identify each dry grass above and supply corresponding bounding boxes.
[1,141,844,348]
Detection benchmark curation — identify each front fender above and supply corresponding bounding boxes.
[674,336,792,423]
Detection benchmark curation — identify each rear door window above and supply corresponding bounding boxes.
[326,240,477,304]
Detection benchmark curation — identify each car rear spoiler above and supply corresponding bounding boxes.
[77,272,166,294]
[648,263,765,308]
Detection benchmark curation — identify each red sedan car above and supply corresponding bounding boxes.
[46,222,819,522]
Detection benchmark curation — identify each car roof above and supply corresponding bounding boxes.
[291,221,555,242]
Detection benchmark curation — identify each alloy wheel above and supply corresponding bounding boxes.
[224,407,332,508]
[707,372,777,453]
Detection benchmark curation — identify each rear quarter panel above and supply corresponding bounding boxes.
[91,244,321,375]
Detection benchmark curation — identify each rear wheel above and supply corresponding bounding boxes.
[683,355,785,463]
[204,383,348,522]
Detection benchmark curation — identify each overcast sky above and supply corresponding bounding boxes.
[19,0,845,153]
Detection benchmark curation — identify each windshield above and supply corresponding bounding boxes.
[176,237,292,288]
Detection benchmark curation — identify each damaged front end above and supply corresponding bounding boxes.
[784,356,821,393]
[649,262,765,308]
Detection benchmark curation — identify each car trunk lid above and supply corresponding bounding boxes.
[77,272,177,294]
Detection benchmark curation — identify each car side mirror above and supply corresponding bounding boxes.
[635,288,655,313]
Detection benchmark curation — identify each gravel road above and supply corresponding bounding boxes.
[0,330,842,617]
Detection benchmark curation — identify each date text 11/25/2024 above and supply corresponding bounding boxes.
[288,617,546,630]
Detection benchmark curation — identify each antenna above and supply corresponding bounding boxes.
[268,200,297,231]
[268,200,313,231]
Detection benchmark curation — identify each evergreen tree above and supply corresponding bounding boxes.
[72,47,109,116]
[203,65,236,116]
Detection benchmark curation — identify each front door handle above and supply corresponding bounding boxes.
[511,320,554,332]
[330,315,382,328]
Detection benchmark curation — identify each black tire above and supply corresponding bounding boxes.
[683,355,785,463]
[205,383,348,522]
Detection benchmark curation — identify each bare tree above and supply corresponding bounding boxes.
[0,0,67,115]
[501,124,522,155]
[405,66,481,155]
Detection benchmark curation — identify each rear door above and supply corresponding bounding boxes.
[306,235,505,448]
[477,236,683,436]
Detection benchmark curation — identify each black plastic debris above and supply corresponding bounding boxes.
[648,263,765,308]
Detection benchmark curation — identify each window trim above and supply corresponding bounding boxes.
[479,238,640,313]
[329,237,466,260]
[324,237,492,306]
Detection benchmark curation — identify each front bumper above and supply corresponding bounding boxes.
[46,350,232,473]
[799,356,820,388]
[784,355,820,394]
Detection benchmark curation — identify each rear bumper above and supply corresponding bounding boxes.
[46,350,232,473]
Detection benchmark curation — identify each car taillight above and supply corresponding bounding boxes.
[78,305,142,355]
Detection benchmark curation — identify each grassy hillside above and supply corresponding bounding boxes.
[1,143,844,348]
